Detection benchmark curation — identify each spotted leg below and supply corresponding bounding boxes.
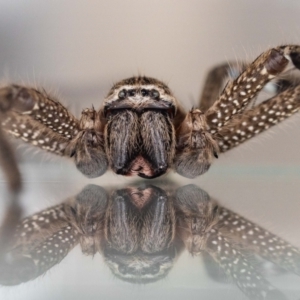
[0,225,79,286]
[205,231,285,300]
[205,45,300,133]
[174,185,286,300]
[0,85,108,177]
[215,85,300,152]
[199,62,247,112]
[218,208,300,275]
[0,202,79,286]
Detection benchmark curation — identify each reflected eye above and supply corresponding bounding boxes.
[151,89,160,99]
[118,90,127,99]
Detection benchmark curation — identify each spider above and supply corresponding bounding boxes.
[0,44,300,185]
[0,183,299,300]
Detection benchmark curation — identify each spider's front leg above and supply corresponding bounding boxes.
[174,109,218,178]
[205,46,295,130]
[199,45,300,153]
[0,85,108,178]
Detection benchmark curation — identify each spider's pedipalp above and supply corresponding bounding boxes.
[174,109,218,178]
[67,129,108,178]
[0,126,21,194]
[64,107,108,178]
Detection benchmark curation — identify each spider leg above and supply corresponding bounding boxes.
[0,85,108,177]
[0,225,79,286]
[12,204,69,251]
[215,85,300,152]
[205,45,300,133]
[0,203,79,285]
[0,117,22,265]
[0,85,80,142]
[218,208,300,276]
[199,62,247,112]
[174,185,283,300]
[0,184,110,285]
[205,231,285,300]
[0,126,21,195]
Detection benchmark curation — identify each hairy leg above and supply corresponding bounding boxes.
[199,62,246,112]
[175,185,284,299]
[216,85,300,152]
[205,45,300,133]
[218,207,300,275]
[0,85,108,177]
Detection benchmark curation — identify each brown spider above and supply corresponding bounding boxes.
[0,183,299,300]
[0,44,300,185]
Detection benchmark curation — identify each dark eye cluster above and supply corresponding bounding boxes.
[118,89,160,100]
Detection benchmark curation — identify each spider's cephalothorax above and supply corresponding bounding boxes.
[1,45,300,181]
[103,76,179,178]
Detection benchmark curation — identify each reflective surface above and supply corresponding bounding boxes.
[0,179,299,300]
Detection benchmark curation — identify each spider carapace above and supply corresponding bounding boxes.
[1,45,300,180]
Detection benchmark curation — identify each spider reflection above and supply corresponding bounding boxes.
[0,184,299,300]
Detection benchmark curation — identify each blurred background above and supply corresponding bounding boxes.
[0,1,300,299]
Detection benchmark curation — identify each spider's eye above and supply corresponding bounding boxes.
[141,89,149,97]
[118,89,127,99]
[151,89,160,99]
[128,89,136,97]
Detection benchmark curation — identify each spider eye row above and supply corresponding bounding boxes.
[118,89,160,100]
